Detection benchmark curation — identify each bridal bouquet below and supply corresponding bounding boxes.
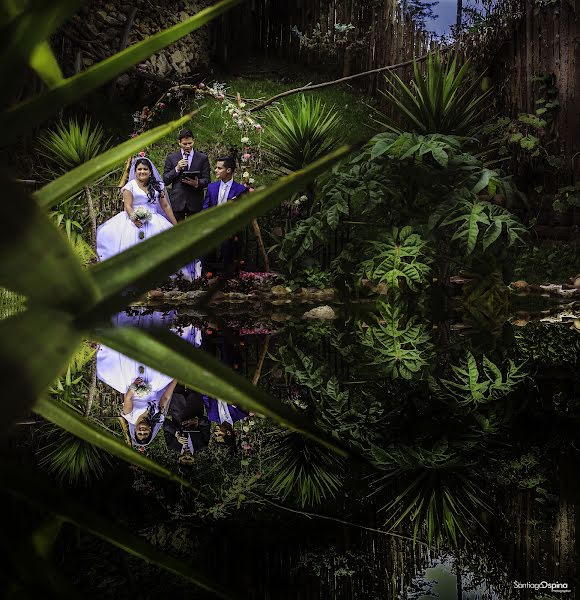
[130,380,152,398]
[133,206,152,223]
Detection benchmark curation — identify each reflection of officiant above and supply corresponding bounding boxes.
[163,387,210,465]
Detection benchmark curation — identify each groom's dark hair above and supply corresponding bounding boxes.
[178,129,194,140]
[217,156,236,171]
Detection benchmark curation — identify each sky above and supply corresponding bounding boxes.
[426,0,457,36]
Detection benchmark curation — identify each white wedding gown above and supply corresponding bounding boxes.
[96,179,201,279]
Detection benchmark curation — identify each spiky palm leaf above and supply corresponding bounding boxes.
[265,429,344,507]
[378,52,492,136]
[266,95,344,173]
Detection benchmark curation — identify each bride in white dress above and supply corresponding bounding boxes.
[96,156,201,279]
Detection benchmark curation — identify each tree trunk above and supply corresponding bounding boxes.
[85,186,97,251]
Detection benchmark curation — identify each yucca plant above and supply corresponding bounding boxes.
[38,425,112,485]
[377,52,492,136]
[39,117,111,173]
[266,94,344,174]
[40,118,111,252]
[358,226,432,291]
[265,429,345,507]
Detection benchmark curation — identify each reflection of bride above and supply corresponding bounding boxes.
[96,156,200,280]
[97,310,202,447]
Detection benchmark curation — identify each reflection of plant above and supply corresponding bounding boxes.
[429,351,527,408]
[359,303,433,379]
[359,226,432,291]
[378,53,492,135]
[264,429,344,507]
[266,95,343,174]
[372,442,489,545]
[515,323,580,366]
[38,426,112,485]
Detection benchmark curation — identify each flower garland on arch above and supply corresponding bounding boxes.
[129,82,264,190]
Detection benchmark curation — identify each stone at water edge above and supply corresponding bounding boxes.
[271,285,291,296]
[573,275,580,289]
[511,280,530,291]
[302,306,336,320]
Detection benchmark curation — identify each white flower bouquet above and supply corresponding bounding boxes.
[132,206,152,223]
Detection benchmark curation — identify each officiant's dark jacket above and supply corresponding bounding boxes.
[163,150,211,214]
[163,391,210,453]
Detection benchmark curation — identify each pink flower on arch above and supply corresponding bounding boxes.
[138,151,146,157]
[242,153,251,161]
[198,82,205,88]
[254,123,263,131]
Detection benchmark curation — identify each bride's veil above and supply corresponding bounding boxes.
[128,156,171,203]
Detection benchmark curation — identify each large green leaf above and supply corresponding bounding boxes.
[1,462,236,600]
[94,326,352,459]
[0,0,83,80]
[0,308,81,427]
[87,144,355,317]
[0,180,98,309]
[34,397,192,488]
[1,0,241,141]
[34,110,200,210]
[29,41,64,88]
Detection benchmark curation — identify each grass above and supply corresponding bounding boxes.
[94,75,379,188]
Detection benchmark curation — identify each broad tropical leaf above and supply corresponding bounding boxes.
[1,0,241,142]
[94,326,352,459]
[87,144,355,317]
[1,462,235,600]
[35,111,199,209]
[34,397,192,488]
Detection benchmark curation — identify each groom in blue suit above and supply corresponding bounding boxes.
[202,157,248,277]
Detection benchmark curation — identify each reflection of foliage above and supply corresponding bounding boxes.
[372,443,490,546]
[38,426,112,485]
[265,94,343,174]
[429,351,527,408]
[264,429,344,507]
[515,322,580,366]
[359,226,432,291]
[359,303,433,379]
[378,53,492,136]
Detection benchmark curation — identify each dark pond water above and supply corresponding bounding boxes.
[8,297,580,600]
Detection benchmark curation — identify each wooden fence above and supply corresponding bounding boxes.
[212,0,437,92]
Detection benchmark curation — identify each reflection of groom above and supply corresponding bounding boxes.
[163,128,210,222]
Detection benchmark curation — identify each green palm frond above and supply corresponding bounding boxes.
[266,94,344,173]
[265,429,345,507]
[378,52,492,136]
